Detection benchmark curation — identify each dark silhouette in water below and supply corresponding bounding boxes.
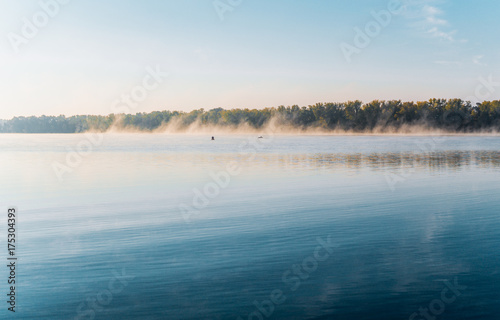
[211,136,215,140]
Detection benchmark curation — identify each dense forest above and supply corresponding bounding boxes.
[1,99,500,133]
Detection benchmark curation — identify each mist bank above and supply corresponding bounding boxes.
[2,99,500,134]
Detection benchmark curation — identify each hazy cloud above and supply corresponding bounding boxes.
[472,55,487,66]
[404,1,462,43]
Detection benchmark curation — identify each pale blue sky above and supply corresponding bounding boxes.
[0,0,499,119]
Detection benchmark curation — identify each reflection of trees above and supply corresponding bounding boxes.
[165,151,500,172]
[301,151,500,171]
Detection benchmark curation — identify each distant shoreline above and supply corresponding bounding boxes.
[1,99,499,134]
[1,132,499,136]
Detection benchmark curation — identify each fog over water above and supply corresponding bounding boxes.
[0,134,499,319]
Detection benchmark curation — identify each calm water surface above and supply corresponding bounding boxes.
[0,134,499,319]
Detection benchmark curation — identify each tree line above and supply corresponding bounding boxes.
[1,99,500,133]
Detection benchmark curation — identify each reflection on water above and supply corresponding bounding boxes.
[0,135,499,320]
[238,150,500,171]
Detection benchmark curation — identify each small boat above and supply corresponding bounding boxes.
[258,136,263,139]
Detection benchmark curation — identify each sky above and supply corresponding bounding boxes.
[0,0,499,119]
